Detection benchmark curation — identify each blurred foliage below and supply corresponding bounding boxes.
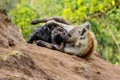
[0,0,20,12]
[9,0,39,39]
[4,0,120,65]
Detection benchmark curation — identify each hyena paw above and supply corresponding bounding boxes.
[53,45,61,50]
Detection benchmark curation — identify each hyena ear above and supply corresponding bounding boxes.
[81,28,87,36]
[82,21,91,30]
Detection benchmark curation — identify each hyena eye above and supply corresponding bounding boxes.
[80,37,85,40]
[81,28,86,36]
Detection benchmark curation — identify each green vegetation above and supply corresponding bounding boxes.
[9,0,39,39]
[0,0,20,12]
[2,0,120,65]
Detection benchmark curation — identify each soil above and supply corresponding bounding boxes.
[0,10,120,80]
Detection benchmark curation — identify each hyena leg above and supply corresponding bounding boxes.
[59,42,65,51]
[31,18,50,25]
[36,40,65,51]
[49,16,71,25]
[31,16,71,25]
[45,20,74,32]
[36,40,56,49]
[53,42,65,52]
[27,34,37,44]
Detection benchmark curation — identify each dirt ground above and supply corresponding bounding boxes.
[0,10,120,80]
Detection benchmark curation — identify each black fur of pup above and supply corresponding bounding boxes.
[28,17,71,48]
[27,25,52,44]
[27,25,71,47]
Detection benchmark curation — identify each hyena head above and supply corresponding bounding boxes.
[52,27,71,45]
[75,22,91,47]
[75,22,97,57]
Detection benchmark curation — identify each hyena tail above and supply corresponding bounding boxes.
[31,18,49,25]
[31,16,71,25]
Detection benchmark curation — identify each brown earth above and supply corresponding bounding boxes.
[0,10,120,80]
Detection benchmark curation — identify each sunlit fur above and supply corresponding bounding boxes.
[55,22,97,58]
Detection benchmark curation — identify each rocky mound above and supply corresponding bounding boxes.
[0,10,120,80]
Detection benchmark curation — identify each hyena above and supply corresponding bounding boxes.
[29,17,97,58]
[27,17,71,49]
[61,22,97,58]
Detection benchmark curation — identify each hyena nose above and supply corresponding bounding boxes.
[75,42,81,47]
